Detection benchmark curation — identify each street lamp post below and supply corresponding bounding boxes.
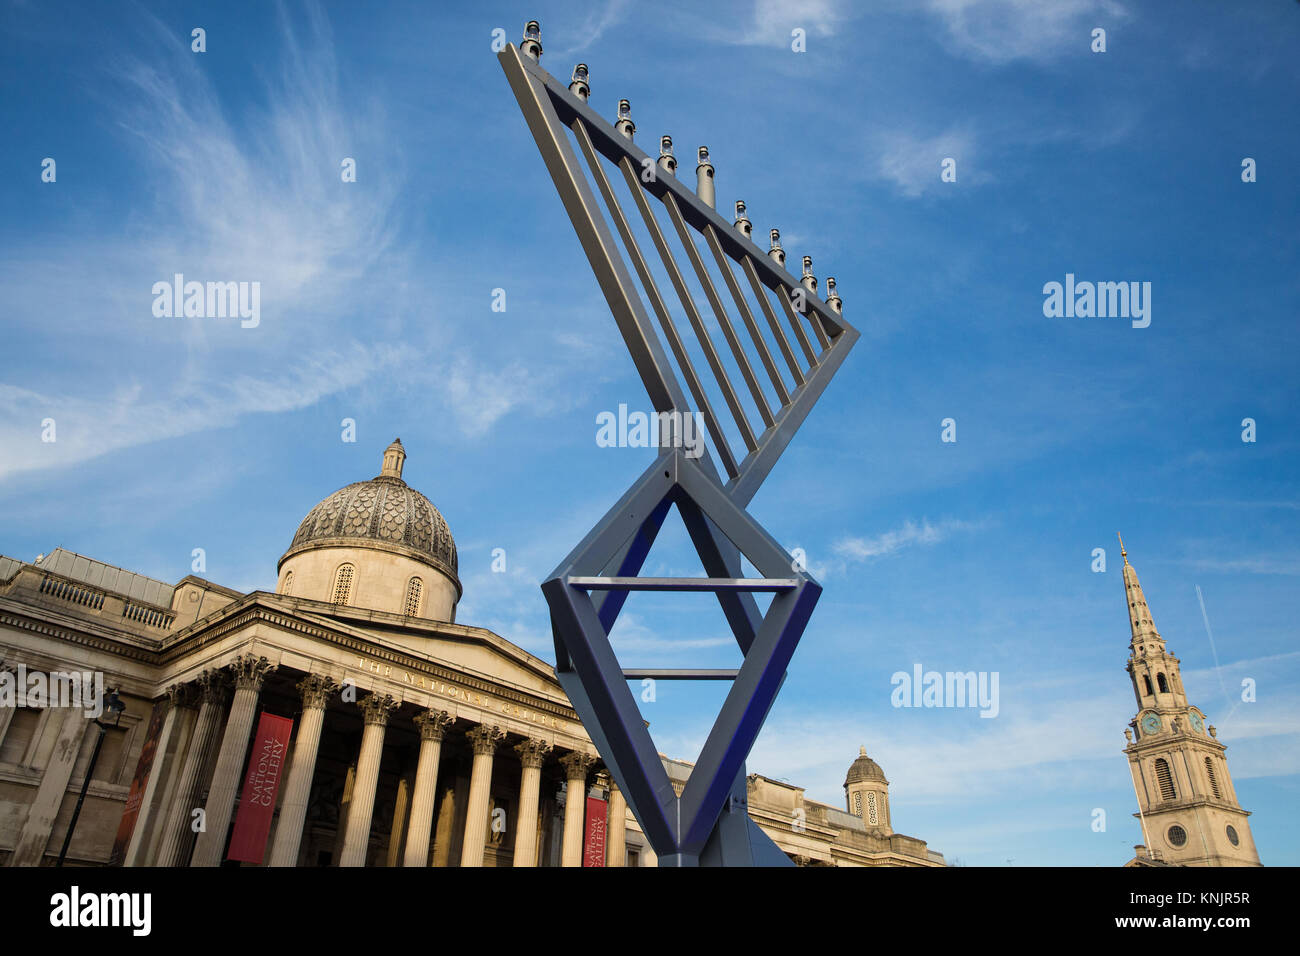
[56,689,127,867]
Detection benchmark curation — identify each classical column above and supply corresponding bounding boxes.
[192,655,275,867]
[607,780,627,867]
[267,675,337,867]
[459,724,505,867]
[403,709,455,867]
[386,776,412,867]
[338,693,397,867]
[512,738,552,867]
[155,670,229,867]
[6,705,88,866]
[559,751,596,867]
[123,684,195,867]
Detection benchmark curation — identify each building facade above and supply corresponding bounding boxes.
[1118,540,1261,866]
[0,441,941,867]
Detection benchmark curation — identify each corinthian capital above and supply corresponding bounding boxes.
[466,724,506,756]
[229,654,276,692]
[414,709,456,741]
[359,692,399,726]
[515,738,553,769]
[297,674,339,710]
[165,682,201,710]
[196,668,230,707]
[559,750,597,783]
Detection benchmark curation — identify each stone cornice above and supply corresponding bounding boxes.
[0,601,159,665]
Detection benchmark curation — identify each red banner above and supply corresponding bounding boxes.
[109,698,170,865]
[226,712,293,864]
[583,795,608,867]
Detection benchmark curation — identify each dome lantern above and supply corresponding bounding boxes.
[381,438,406,480]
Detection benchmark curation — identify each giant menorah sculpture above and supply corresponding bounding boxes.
[500,21,859,866]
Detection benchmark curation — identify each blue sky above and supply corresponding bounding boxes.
[1,0,1297,866]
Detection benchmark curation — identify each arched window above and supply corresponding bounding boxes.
[1142,675,1153,696]
[1157,672,1169,694]
[281,570,294,596]
[1205,757,1221,799]
[1154,758,1176,801]
[332,564,354,606]
[404,577,423,616]
[866,791,879,826]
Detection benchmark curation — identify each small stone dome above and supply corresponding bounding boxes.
[845,746,888,786]
[280,439,458,587]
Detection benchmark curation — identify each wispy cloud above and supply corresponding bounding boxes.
[873,125,983,198]
[919,0,1128,65]
[696,0,851,48]
[834,517,985,562]
[548,0,635,59]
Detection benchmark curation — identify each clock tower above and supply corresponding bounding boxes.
[1119,536,1261,866]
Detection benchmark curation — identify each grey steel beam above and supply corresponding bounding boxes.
[569,576,798,592]
[775,283,818,367]
[725,323,859,508]
[622,669,740,680]
[662,195,775,430]
[740,255,805,386]
[514,51,849,339]
[703,226,791,406]
[620,163,758,455]
[499,45,681,418]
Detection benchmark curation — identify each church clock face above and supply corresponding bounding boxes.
[1189,711,1204,734]
[1141,713,1162,736]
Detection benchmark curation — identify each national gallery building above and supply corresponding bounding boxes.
[0,441,943,868]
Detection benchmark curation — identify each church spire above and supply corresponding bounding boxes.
[1119,535,1162,652]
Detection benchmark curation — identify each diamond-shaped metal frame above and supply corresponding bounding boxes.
[542,449,821,865]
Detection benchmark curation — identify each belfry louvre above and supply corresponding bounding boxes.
[0,441,942,868]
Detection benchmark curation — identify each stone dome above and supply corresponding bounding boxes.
[845,746,888,786]
[279,439,459,588]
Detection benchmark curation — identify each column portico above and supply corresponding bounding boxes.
[607,781,627,867]
[122,683,195,867]
[268,674,337,867]
[559,751,596,867]
[192,655,276,867]
[512,738,552,867]
[404,709,455,867]
[459,724,505,867]
[339,692,398,867]
[155,669,229,867]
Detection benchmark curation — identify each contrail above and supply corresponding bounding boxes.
[1195,584,1232,707]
